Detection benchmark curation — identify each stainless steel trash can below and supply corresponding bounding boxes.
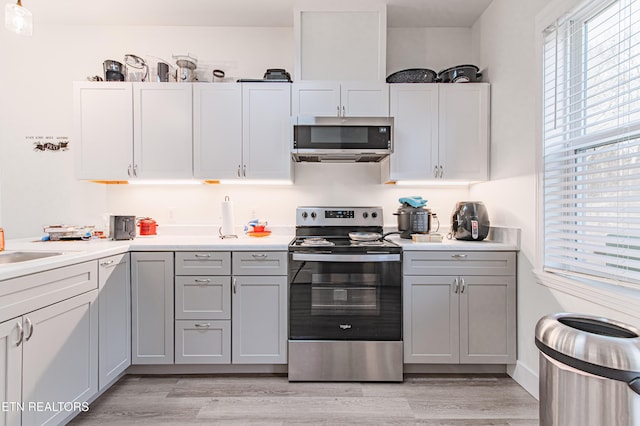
[535,313,640,426]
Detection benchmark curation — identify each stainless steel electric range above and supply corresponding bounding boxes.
[288,206,403,382]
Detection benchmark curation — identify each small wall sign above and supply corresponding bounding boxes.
[27,136,70,152]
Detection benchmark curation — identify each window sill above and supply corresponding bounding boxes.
[533,269,640,319]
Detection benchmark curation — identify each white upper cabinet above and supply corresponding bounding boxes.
[74,82,193,180]
[74,82,133,181]
[386,83,490,182]
[133,83,193,179]
[292,81,389,117]
[242,83,292,180]
[294,1,387,81]
[193,84,243,179]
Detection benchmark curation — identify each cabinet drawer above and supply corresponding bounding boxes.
[0,261,98,323]
[175,320,230,364]
[232,252,287,276]
[175,276,231,320]
[403,251,516,276]
[175,252,230,275]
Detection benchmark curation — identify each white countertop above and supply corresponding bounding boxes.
[0,226,519,281]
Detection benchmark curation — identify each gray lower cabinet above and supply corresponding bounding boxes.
[232,252,288,364]
[98,253,131,390]
[403,251,516,364]
[175,252,231,364]
[131,252,174,364]
[0,262,98,426]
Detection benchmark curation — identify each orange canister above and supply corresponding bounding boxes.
[0,228,5,251]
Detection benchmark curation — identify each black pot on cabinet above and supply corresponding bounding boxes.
[451,202,490,241]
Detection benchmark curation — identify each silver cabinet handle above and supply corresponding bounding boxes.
[243,165,247,177]
[194,323,211,328]
[342,105,345,117]
[233,278,237,294]
[451,254,468,259]
[336,105,340,117]
[460,277,466,294]
[24,317,34,341]
[194,253,212,258]
[100,260,115,268]
[133,164,139,177]
[237,165,241,177]
[194,279,212,284]
[15,321,24,346]
[453,277,459,294]
[434,166,439,178]
[439,165,443,178]
[127,165,133,178]
[251,253,268,259]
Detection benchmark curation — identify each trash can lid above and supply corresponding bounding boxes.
[536,312,640,374]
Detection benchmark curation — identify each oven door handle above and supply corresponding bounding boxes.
[291,253,400,262]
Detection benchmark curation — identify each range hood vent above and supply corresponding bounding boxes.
[292,152,389,163]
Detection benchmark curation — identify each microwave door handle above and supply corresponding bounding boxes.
[291,253,400,262]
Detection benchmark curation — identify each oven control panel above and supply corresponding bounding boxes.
[296,207,383,227]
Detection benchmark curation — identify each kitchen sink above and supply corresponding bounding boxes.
[0,251,64,264]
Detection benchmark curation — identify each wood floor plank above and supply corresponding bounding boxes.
[69,374,539,425]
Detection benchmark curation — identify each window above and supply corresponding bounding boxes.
[543,0,640,288]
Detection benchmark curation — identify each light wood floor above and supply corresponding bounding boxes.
[69,374,539,425]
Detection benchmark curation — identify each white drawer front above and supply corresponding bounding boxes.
[174,320,230,364]
[403,251,516,276]
[175,252,231,275]
[175,276,231,320]
[232,252,287,276]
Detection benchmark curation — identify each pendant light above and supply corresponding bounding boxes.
[5,0,33,36]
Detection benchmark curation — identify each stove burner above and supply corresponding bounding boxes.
[300,237,335,247]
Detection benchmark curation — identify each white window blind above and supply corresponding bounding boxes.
[543,0,640,287]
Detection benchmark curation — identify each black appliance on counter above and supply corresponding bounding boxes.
[451,201,490,241]
[288,206,402,382]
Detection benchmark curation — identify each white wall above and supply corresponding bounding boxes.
[471,0,640,398]
[0,23,474,238]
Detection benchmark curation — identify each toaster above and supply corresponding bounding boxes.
[109,215,136,240]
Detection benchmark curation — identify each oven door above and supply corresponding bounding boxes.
[288,252,401,341]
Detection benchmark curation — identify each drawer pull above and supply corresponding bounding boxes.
[99,260,116,268]
[251,253,268,259]
[451,254,468,259]
[194,279,211,284]
[15,321,24,346]
[194,254,212,259]
[194,323,211,328]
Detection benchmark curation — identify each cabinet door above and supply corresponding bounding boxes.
[291,82,341,117]
[438,84,490,180]
[403,276,459,363]
[133,83,193,179]
[193,84,242,179]
[232,276,287,364]
[98,254,131,391]
[73,82,133,180]
[131,252,174,364]
[341,82,389,117]
[389,84,439,180]
[459,276,516,364]
[175,320,230,364]
[22,290,98,426]
[242,83,292,180]
[0,319,21,426]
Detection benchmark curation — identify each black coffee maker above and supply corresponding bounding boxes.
[451,201,490,241]
[103,60,125,81]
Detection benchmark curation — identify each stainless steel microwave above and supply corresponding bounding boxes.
[291,116,393,163]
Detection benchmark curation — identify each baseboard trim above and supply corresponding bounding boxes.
[404,364,507,374]
[508,361,539,399]
[127,364,288,375]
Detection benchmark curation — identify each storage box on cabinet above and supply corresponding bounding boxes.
[175,252,232,364]
[403,251,516,364]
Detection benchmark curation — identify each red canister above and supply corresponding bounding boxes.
[137,218,158,236]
